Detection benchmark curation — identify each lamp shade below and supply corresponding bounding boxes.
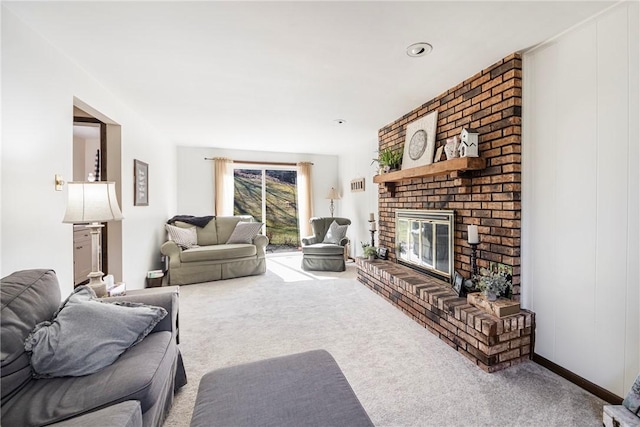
[63,182,124,224]
[325,187,340,200]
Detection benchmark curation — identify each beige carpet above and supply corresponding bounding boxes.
[163,253,605,427]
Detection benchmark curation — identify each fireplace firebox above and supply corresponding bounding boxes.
[395,209,454,281]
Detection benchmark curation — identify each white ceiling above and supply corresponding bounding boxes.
[4,1,615,155]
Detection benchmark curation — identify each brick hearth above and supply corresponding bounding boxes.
[357,258,534,373]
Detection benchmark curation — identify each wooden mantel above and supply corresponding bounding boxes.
[373,157,486,184]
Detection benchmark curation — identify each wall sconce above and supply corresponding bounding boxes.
[55,174,65,191]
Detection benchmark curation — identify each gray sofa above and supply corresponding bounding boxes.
[0,269,186,427]
[161,216,268,285]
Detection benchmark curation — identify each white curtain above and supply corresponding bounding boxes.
[213,157,234,216]
[297,162,313,238]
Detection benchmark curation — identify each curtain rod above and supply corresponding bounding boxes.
[204,158,313,166]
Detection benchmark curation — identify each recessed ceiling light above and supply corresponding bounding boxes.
[406,42,433,58]
[334,119,346,124]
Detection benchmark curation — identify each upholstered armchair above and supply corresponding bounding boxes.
[301,217,351,272]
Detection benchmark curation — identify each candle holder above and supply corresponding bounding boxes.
[368,220,377,247]
[470,243,479,277]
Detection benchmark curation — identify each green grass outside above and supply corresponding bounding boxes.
[234,170,300,246]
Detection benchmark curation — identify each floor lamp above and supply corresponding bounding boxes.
[326,187,340,217]
[63,182,123,297]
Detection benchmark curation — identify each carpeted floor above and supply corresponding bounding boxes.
[163,253,605,427]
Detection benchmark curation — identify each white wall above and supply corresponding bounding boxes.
[336,140,380,258]
[1,9,177,295]
[176,145,339,218]
[522,2,639,396]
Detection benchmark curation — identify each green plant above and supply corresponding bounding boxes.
[372,147,403,169]
[361,242,378,258]
[474,267,512,297]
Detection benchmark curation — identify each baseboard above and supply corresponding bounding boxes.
[532,353,623,404]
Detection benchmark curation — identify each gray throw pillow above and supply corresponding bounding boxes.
[226,222,263,244]
[165,224,198,249]
[323,221,348,244]
[24,286,167,378]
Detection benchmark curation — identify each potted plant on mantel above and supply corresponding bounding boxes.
[474,268,512,301]
[372,147,403,174]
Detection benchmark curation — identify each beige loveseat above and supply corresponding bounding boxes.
[161,216,268,285]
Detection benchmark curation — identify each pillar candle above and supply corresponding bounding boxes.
[369,221,377,231]
[467,225,479,244]
[369,212,375,222]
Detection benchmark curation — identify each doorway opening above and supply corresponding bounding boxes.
[72,101,123,284]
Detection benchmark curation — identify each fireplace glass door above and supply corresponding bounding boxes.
[396,210,454,280]
[421,222,434,267]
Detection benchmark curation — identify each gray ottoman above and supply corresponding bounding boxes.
[190,350,373,427]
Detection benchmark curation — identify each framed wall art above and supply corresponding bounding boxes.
[452,270,464,297]
[402,111,438,170]
[134,159,149,206]
[350,177,365,192]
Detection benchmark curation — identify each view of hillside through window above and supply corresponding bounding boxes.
[233,169,299,252]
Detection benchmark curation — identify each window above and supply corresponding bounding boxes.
[234,168,299,251]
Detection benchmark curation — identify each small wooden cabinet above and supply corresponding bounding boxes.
[73,226,92,286]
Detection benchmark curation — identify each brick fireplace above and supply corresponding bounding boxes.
[377,52,522,297]
[356,53,533,372]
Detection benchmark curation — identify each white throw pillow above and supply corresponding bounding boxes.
[226,222,263,244]
[165,224,198,249]
[322,221,348,244]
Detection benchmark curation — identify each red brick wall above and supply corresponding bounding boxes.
[377,53,522,297]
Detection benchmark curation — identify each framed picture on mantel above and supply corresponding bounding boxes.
[402,110,438,170]
[452,271,464,297]
[134,159,149,206]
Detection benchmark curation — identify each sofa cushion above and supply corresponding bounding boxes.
[302,244,345,255]
[322,220,348,244]
[176,219,219,246]
[227,222,263,244]
[216,215,253,244]
[1,331,177,427]
[1,269,60,404]
[47,401,142,427]
[215,216,244,243]
[181,244,257,263]
[166,224,199,249]
[25,286,167,378]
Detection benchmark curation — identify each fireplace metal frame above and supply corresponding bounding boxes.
[395,209,455,281]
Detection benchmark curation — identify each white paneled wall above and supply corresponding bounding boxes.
[522,2,639,396]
